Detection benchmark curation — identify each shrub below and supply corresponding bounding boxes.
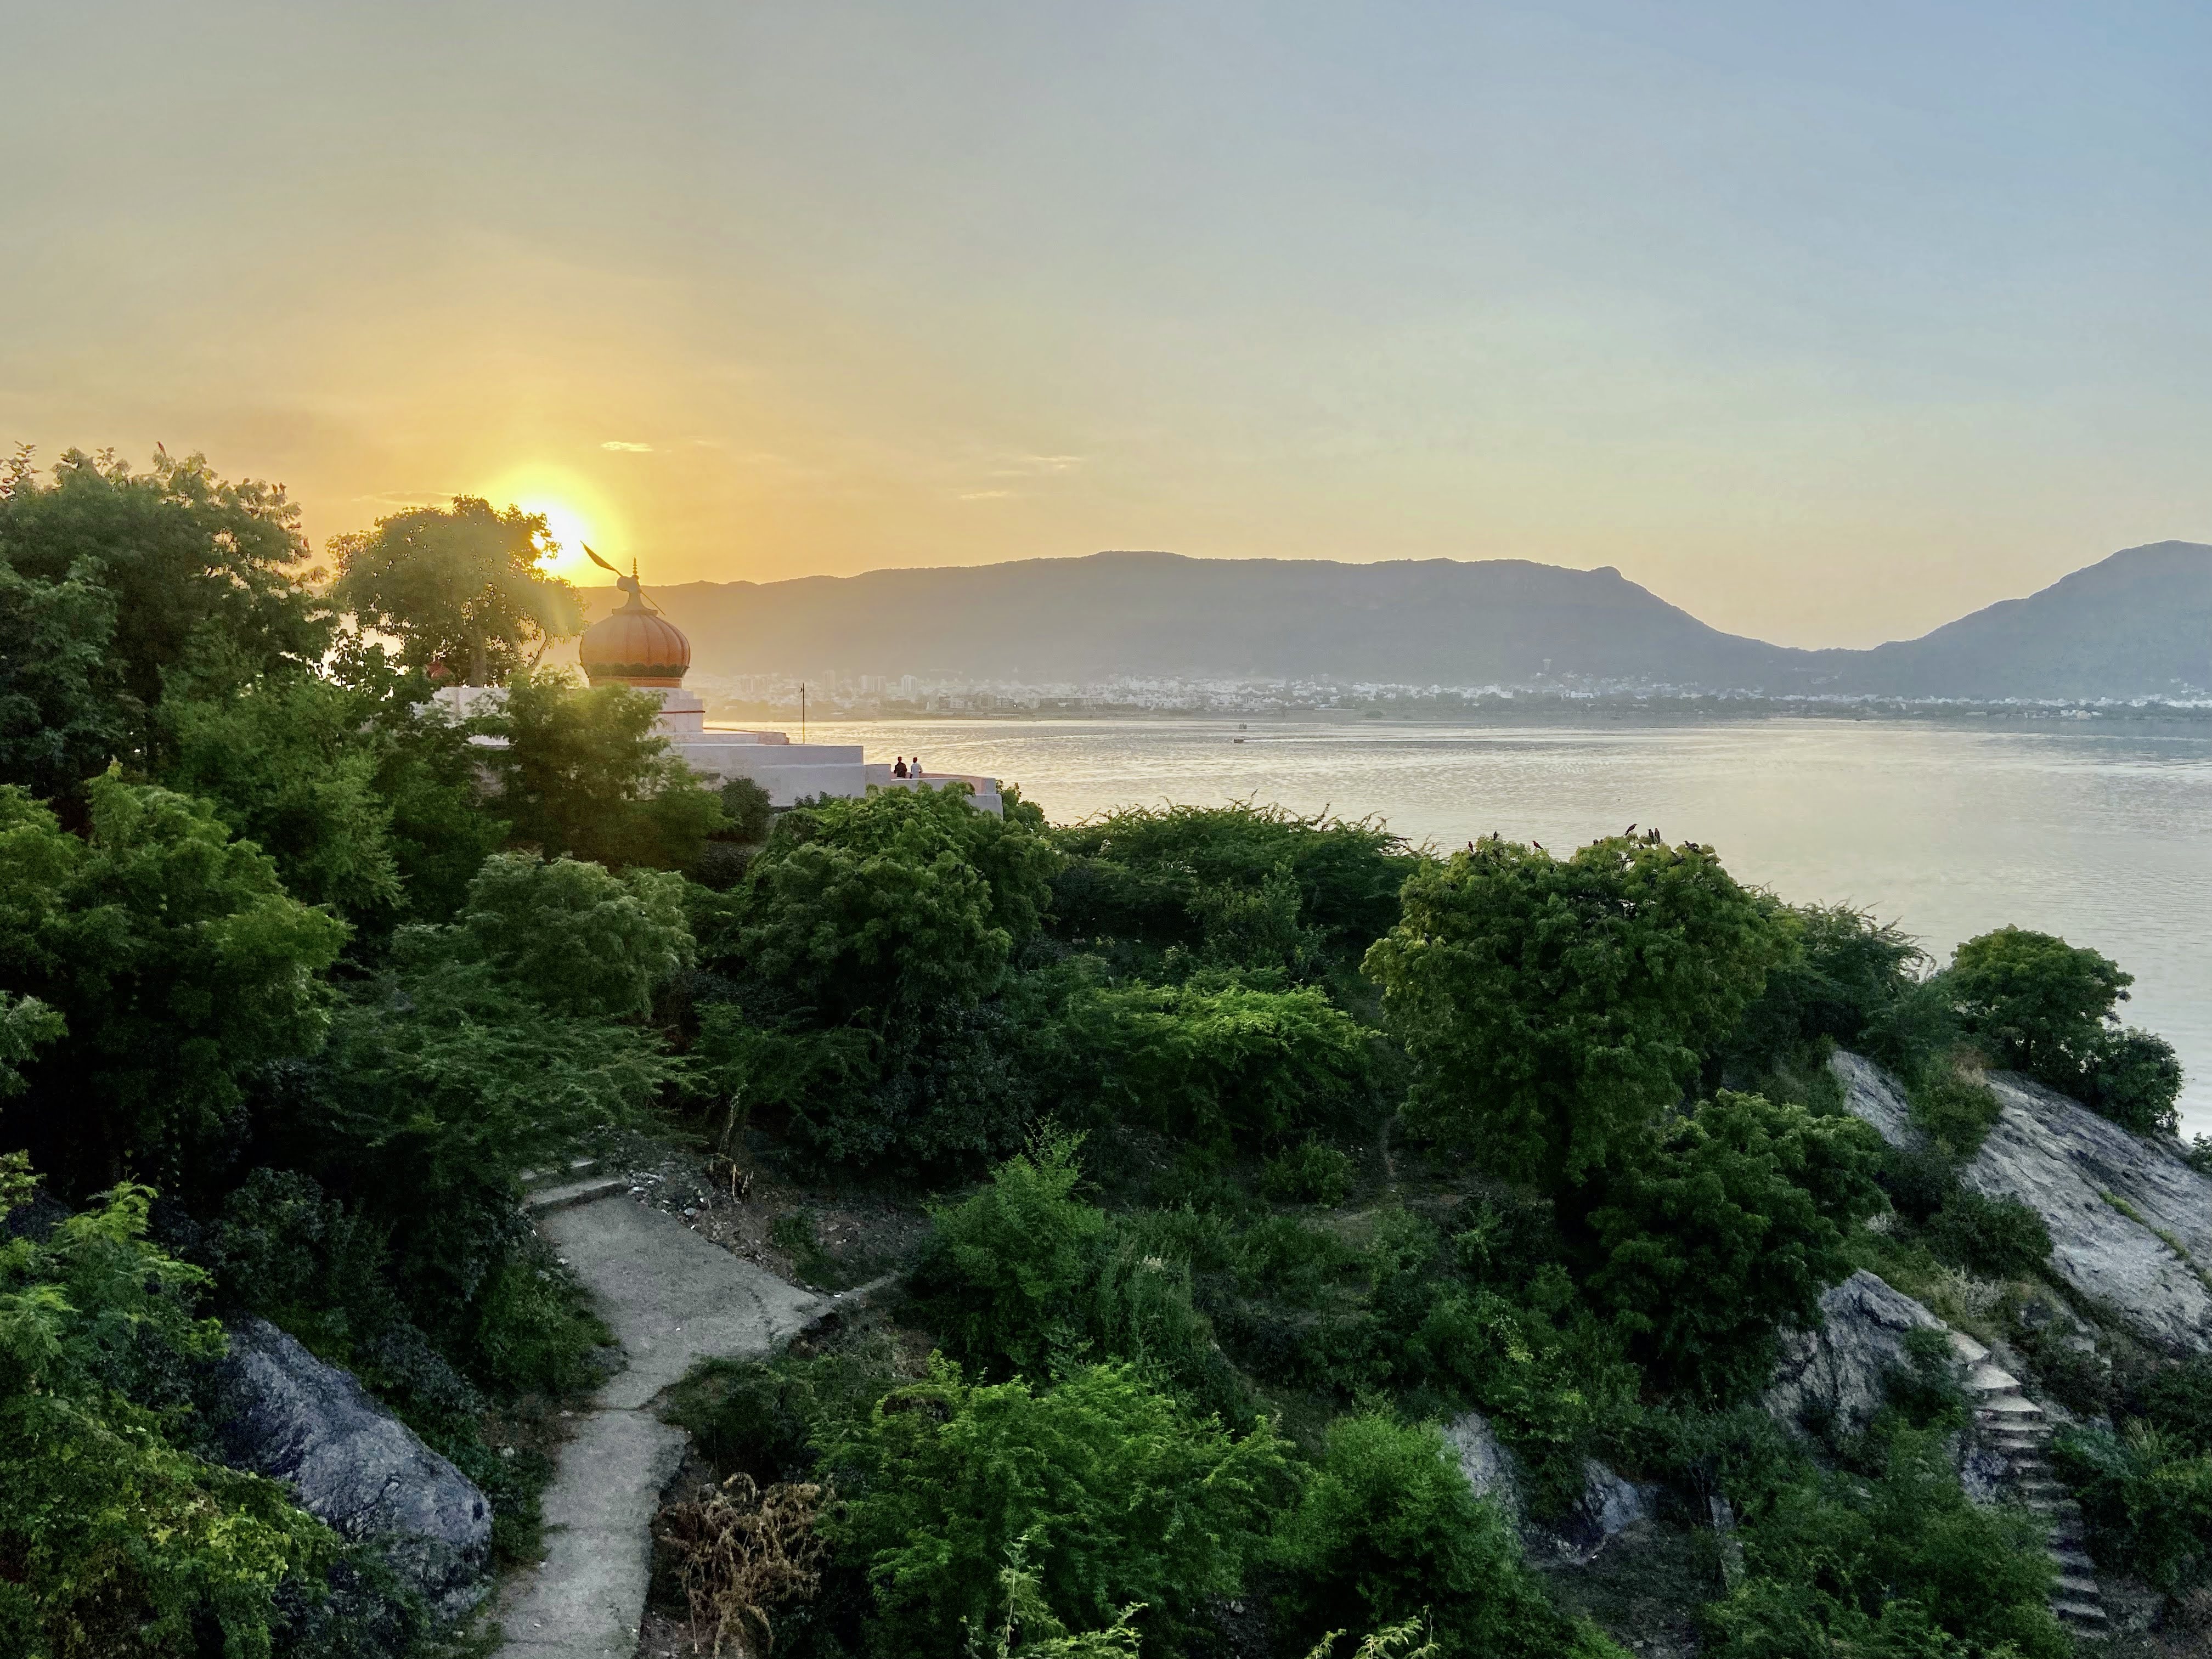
[0,1155,337,1657]
[821,1358,1291,1654]
[1925,1190,2051,1281]
[1262,1142,1357,1206]
[1584,1093,1887,1402]
[1908,1067,2003,1156]
[1274,1413,1622,1659]
[653,1474,826,1659]
[2052,1422,2212,1592]
[2135,1356,2212,1456]
[434,851,692,1019]
[1068,975,1372,1144]
[1708,1430,2067,1658]
[1727,904,1937,1074]
[921,1128,1105,1373]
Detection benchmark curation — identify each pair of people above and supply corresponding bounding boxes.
[891,755,925,778]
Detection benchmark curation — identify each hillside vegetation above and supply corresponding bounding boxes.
[1,450,2205,1658]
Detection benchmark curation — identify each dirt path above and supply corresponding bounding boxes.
[494,1189,822,1659]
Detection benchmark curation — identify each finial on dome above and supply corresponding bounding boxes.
[575,546,691,687]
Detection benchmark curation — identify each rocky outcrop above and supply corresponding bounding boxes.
[1441,1409,1653,1567]
[1830,1051,2212,1355]
[208,1318,491,1619]
[1764,1268,1946,1435]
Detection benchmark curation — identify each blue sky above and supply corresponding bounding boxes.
[3,1,2207,643]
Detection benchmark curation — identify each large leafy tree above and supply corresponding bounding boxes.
[488,669,726,871]
[0,448,329,766]
[329,495,581,686]
[1943,926,2182,1133]
[1583,1091,1887,1401]
[0,778,347,1192]
[732,783,1057,1024]
[0,557,125,804]
[1364,835,1790,1190]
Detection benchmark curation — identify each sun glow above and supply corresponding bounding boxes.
[481,466,628,585]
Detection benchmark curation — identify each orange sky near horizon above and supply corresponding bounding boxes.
[4,4,2209,649]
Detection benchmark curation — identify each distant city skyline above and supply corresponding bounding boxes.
[5,2,2209,648]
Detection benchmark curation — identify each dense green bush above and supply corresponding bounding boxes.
[0,1155,337,1658]
[439,851,692,1019]
[1584,1092,1887,1402]
[1048,802,1414,973]
[1275,1412,1624,1659]
[1070,975,1372,1143]
[1906,1066,2003,1156]
[0,776,348,1194]
[2053,1422,2212,1593]
[1368,835,1790,1190]
[1262,1142,1358,1206]
[922,1128,1106,1373]
[1923,1189,2051,1280]
[821,1357,1291,1654]
[1708,1431,2067,1658]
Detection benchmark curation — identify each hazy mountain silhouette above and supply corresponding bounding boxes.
[582,540,2211,699]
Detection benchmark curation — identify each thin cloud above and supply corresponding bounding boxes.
[600,439,654,453]
[960,489,1014,501]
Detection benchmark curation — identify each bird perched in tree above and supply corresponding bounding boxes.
[1623,823,1637,837]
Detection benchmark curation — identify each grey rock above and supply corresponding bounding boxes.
[1441,1410,1651,1567]
[1442,1409,1522,1528]
[1830,1051,2212,1354]
[1765,1268,1945,1435]
[209,1318,490,1618]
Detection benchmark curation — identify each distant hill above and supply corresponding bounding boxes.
[574,540,2212,700]
[1801,541,2212,699]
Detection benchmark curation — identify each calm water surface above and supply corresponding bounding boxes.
[812,715,2212,1137]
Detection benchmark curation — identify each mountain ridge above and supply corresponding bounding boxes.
[574,540,2212,700]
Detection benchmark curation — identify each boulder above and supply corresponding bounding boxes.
[1441,1410,1653,1567]
[1764,1268,1945,1435]
[1830,1051,2212,1354]
[207,1318,491,1618]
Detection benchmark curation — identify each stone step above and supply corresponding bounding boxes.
[2051,1547,2096,1571]
[1967,1361,2023,1394]
[522,1157,605,1193]
[525,1173,630,1214]
[2017,1478,2066,1498]
[2054,1599,2108,1626]
[2057,1572,2100,1595]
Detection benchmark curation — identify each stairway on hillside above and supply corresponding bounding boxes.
[1949,1333,2107,1641]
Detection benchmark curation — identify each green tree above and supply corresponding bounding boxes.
[439,851,692,1019]
[1275,1413,1623,1659]
[1364,836,1790,1190]
[0,448,329,765]
[1945,927,2181,1133]
[732,788,1034,1023]
[922,1128,1107,1373]
[1069,975,1372,1143]
[160,672,405,924]
[822,1357,1290,1654]
[0,1154,336,1657]
[1945,926,2128,1080]
[0,557,124,804]
[328,495,580,686]
[487,669,726,870]
[0,778,347,1192]
[1584,1092,1887,1401]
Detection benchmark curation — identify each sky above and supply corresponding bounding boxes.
[3,2,2208,648]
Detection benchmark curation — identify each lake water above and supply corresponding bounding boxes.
[810,714,2212,1138]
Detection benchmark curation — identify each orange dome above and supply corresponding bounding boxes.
[578,586,691,687]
